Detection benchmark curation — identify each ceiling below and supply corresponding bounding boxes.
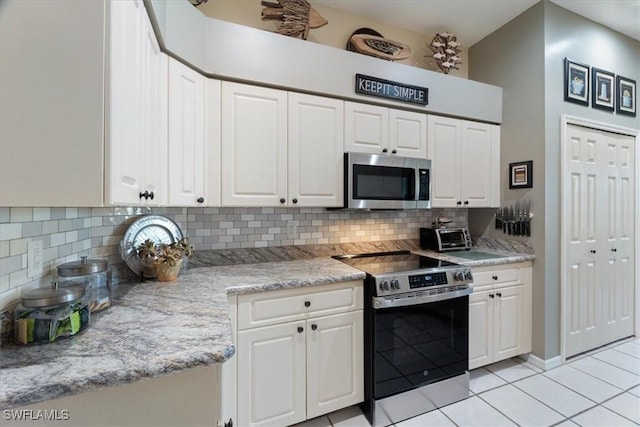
[311,0,640,46]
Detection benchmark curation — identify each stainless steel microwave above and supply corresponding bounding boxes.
[342,152,431,209]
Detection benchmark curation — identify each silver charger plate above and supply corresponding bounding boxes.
[120,215,184,278]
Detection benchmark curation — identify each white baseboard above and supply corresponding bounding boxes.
[519,353,564,371]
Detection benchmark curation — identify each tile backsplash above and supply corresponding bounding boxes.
[0,206,467,309]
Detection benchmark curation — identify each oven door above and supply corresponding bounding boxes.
[372,292,469,400]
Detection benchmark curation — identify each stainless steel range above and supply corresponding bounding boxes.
[333,250,473,427]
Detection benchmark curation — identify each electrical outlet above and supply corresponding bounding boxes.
[286,221,298,239]
[27,240,43,278]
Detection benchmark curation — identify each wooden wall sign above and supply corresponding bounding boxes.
[355,74,428,105]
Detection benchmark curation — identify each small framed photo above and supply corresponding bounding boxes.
[591,68,615,111]
[616,75,636,117]
[564,58,589,106]
[509,161,533,189]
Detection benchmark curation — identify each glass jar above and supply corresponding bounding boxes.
[14,284,90,345]
[57,256,111,312]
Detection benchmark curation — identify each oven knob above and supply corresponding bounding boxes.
[465,271,473,281]
[453,271,464,281]
[380,280,389,291]
[391,279,400,289]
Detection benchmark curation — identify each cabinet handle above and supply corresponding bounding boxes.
[464,201,469,205]
[489,294,495,299]
[292,198,298,204]
[311,324,318,331]
[279,198,286,204]
[391,149,397,154]
[456,201,462,206]
[492,276,498,280]
[382,148,388,153]
[496,292,502,297]
[197,197,204,204]
[297,326,304,333]
[304,301,311,307]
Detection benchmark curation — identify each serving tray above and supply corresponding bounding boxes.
[120,215,184,279]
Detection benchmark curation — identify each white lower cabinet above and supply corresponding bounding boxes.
[235,281,364,427]
[468,262,532,370]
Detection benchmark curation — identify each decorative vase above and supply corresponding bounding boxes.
[154,258,183,282]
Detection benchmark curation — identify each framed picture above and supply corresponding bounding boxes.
[564,58,589,106]
[616,75,636,117]
[591,67,615,111]
[509,161,533,189]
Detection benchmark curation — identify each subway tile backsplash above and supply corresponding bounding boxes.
[0,206,467,309]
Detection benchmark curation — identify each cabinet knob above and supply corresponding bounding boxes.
[391,149,397,154]
[492,275,498,280]
[292,198,298,204]
[224,419,233,427]
[611,248,617,252]
[590,250,597,254]
[496,292,502,297]
[139,191,149,200]
[382,148,388,153]
[464,201,469,205]
[197,197,204,204]
[456,201,462,205]
[297,326,304,333]
[304,301,311,307]
[311,324,318,331]
[280,198,286,204]
[489,294,495,299]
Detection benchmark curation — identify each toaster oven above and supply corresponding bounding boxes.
[420,227,472,252]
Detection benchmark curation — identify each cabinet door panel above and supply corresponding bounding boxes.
[168,58,205,206]
[307,311,364,419]
[108,0,145,205]
[289,93,344,207]
[494,285,524,360]
[427,116,460,207]
[469,290,493,370]
[344,102,388,154]
[221,83,287,206]
[460,121,497,207]
[389,109,427,158]
[237,323,306,426]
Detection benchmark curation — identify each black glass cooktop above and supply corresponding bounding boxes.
[332,250,458,276]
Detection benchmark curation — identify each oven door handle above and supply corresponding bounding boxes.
[373,287,473,309]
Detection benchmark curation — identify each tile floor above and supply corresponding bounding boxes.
[298,336,640,427]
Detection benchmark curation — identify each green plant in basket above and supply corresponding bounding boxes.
[136,238,194,281]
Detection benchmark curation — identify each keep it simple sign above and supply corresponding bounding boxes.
[355,74,428,106]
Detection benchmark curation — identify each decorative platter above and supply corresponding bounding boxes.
[120,215,184,279]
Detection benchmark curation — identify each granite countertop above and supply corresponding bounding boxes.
[414,247,536,267]
[0,258,365,410]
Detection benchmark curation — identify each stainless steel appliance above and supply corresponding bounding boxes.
[420,227,472,252]
[341,152,431,210]
[333,251,472,426]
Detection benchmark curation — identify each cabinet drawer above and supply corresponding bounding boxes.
[238,281,363,330]
[472,266,520,288]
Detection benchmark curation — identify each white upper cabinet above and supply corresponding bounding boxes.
[107,0,168,206]
[221,83,344,207]
[344,102,426,158]
[427,116,500,208]
[167,58,209,206]
[288,93,344,207]
[221,82,288,207]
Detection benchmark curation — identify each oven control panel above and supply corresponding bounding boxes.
[374,267,473,296]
